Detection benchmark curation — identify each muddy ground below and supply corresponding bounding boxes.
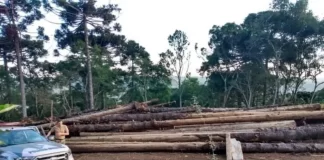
[74,152,324,160]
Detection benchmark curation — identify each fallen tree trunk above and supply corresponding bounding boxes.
[78,130,255,137]
[241,143,324,153]
[144,104,321,113]
[169,120,296,133]
[72,125,324,143]
[68,142,324,153]
[249,103,322,112]
[68,142,214,153]
[68,111,324,132]
[38,100,156,129]
[225,125,324,142]
[0,122,23,126]
[143,107,240,113]
[68,133,224,142]
[65,111,265,124]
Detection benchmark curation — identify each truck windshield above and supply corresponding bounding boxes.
[0,129,47,147]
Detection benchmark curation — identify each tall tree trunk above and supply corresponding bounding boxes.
[178,75,182,108]
[101,84,105,109]
[84,76,89,109]
[236,91,242,107]
[293,80,303,104]
[2,49,11,103]
[131,59,135,102]
[10,0,27,117]
[282,79,288,104]
[273,56,280,105]
[69,80,73,109]
[222,79,228,107]
[262,59,268,105]
[281,63,292,104]
[311,82,324,103]
[83,14,94,109]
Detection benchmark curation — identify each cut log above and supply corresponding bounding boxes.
[68,111,324,132]
[68,142,215,153]
[170,121,296,133]
[65,111,265,124]
[72,126,324,143]
[37,101,152,129]
[66,142,146,145]
[0,122,24,126]
[144,107,240,113]
[67,142,324,153]
[249,103,322,112]
[241,143,324,153]
[78,130,254,137]
[68,133,224,142]
[224,125,324,142]
[144,104,321,113]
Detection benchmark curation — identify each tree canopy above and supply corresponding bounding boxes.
[1,0,324,121]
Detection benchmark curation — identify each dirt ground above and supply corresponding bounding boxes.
[73,152,324,160]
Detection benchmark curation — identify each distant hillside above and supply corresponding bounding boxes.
[53,76,324,94]
[171,76,324,92]
[170,77,206,88]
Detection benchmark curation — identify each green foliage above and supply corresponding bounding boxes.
[2,0,324,121]
[160,30,191,108]
[0,104,19,114]
[200,0,324,107]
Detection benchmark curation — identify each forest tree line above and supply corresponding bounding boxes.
[1,0,324,121]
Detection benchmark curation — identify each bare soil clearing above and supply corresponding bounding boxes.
[73,153,324,160]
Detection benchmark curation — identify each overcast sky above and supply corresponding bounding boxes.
[31,0,324,77]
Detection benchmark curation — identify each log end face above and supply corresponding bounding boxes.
[134,102,148,112]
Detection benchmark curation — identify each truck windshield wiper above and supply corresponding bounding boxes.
[0,144,8,147]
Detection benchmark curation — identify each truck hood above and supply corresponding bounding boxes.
[0,141,69,157]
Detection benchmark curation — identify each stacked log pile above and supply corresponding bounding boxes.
[34,101,324,155]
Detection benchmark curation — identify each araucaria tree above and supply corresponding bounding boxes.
[53,0,121,109]
[160,30,191,108]
[0,0,46,117]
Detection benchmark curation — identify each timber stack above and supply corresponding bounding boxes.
[32,100,324,157]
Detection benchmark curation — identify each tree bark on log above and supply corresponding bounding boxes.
[168,121,296,133]
[71,126,324,143]
[143,107,240,113]
[241,143,324,153]
[37,101,152,129]
[68,133,224,142]
[68,142,215,153]
[144,104,321,113]
[65,111,265,124]
[249,103,322,112]
[67,142,324,153]
[78,130,255,137]
[68,111,324,132]
[224,126,324,142]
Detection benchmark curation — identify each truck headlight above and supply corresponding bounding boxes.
[67,149,72,156]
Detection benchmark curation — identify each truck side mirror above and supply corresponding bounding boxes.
[48,135,54,141]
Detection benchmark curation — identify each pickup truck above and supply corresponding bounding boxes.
[0,126,74,160]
